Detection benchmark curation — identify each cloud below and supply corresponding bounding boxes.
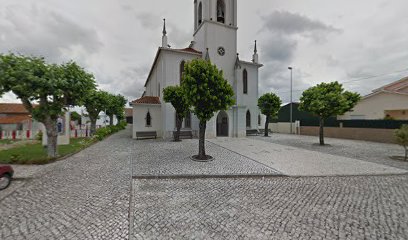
[0,4,103,64]
[135,12,163,30]
[261,10,341,36]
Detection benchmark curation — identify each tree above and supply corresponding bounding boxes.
[395,125,408,161]
[182,59,235,160]
[71,111,82,125]
[106,94,127,126]
[163,86,190,142]
[258,93,282,137]
[299,81,360,145]
[83,90,110,135]
[0,54,96,157]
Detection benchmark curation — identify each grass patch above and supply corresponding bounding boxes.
[0,138,95,165]
[0,139,21,145]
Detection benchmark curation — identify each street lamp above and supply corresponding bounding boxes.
[288,67,293,134]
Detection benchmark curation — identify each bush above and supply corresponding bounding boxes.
[92,122,126,141]
[395,125,408,161]
[36,131,43,141]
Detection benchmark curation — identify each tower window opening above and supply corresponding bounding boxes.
[217,0,225,23]
[243,69,248,94]
[198,2,203,25]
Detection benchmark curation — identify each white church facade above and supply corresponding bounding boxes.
[131,0,265,139]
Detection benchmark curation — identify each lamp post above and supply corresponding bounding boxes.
[288,67,293,134]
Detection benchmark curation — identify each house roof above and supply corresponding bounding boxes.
[0,115,31,124]
[131,96,161,105]
[364,76,408,99]
[125,108,133,117]
[0,103,30,114]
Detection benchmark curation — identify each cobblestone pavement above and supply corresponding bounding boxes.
[251,134,408,170]
[209,138,407,177]
[0,129,132,240]
[132,175,408,240]
[131,139,280,177]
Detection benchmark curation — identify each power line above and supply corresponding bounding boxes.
[274,67,408,94]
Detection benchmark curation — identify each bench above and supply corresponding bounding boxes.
[173,130,193,139]
[246,129,260,136]
[136,131,157,140]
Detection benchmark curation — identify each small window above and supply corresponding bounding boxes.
[258,114,261,126]
[246,110,251,128]
[198,2,203,25]
[180,60,185,84]
[243,69,248,94]
[185,111,192,128]
[146,111,152,127]
[217,0,225,24]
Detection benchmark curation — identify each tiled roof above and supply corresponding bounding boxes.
[125,108,133,117]
[0,115,31,124]
[373,76,408,93]
[176,47,202,54]
[0,103,30,114]
[131,96,161,105]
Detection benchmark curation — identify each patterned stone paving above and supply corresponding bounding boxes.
[132,176,408,240]
[0,130,132,240]
[2,127,408,239]
[131,139,280,177]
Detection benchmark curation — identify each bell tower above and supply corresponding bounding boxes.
[193,0,238,85]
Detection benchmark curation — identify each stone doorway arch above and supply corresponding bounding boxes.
[216,111,229,137]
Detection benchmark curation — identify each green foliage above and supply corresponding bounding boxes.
[258,93,282,118]
[299,82,361,119]
[395,125,408,161]
[0,138,94,165]
[182,59,235,122]
[163,86,190,119]
[83,90,110,122]
[70,111,82,123]
[36,131,43,141]
[105,94,127,124]
[0,53,96,157]
[93,122,127,141]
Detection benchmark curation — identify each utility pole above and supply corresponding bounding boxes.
[288,67,293,134]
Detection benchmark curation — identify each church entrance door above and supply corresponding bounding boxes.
[216,111,229,137]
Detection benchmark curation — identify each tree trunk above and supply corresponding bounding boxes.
[90,117,97,136]
[319,117,325,146]
[174,115,183,142]
[44,119,58,158]
[264,115,270,137]
[109,114,114,126]
[405,146,407,161]
[198,121,207,159]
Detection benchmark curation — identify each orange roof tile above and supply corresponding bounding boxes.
[131,96,161,105]
[0,103,30,114]
[125,108,133,117]
[0,115,31,124]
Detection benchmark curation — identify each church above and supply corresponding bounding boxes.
[131,0,264,139]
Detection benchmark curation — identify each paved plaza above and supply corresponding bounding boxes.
[1,127,408,239]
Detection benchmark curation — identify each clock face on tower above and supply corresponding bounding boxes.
[217,46,226,56]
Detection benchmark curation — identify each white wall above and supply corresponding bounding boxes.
[132,104,162,138]
[338,92,408,120]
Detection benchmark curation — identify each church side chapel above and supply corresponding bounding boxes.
[131,0,264,139]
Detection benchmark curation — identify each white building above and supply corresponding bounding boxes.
[132,0,264,139]
[338,76,408,120]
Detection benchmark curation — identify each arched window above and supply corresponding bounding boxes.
[217,0,225,23]
[180,60,185,84]
[146,111,152,127]
[243,69,248,94]
[246,110,251,128]
[198,2,203,25]
[258,114,261,126]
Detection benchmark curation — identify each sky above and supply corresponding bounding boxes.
[1,0,408,104]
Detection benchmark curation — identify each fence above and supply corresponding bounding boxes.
[0,128,97,140]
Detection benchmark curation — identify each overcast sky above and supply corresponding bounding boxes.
[1,0,408,104]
